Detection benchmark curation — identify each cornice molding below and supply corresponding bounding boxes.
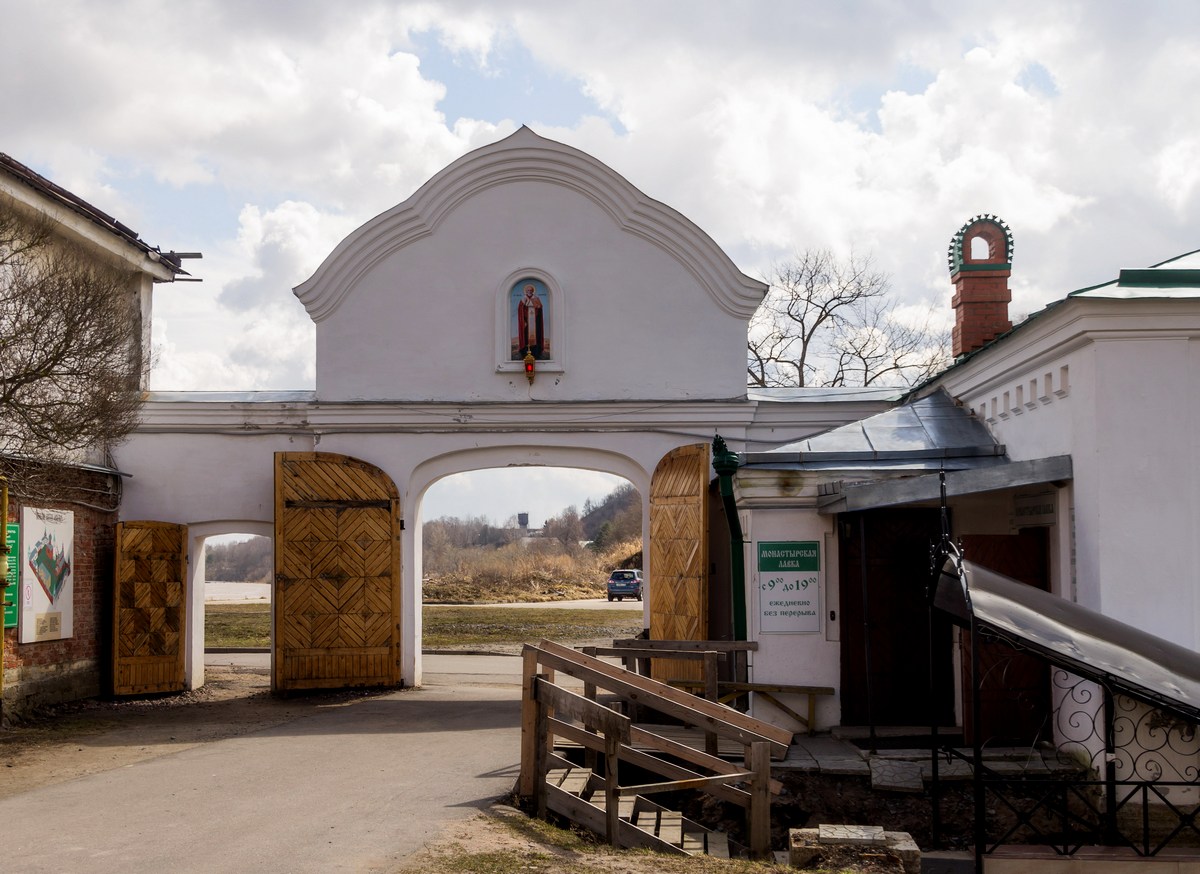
[293,127,767,322]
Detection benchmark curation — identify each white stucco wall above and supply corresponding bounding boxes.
[112,130,901,698]
[940,299,1200,651]
[296,128,766,404]
[735,481,842,732]
[313,179,751,402]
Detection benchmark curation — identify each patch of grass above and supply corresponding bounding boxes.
[422,606,642,649]
[414,847,566,874]
[204,603,642,650]
[205,603,270,649]
[423,538,642,603]
[406,811,801,874]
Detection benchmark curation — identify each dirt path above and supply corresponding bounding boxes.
[0,666,388,799]
[0,665,893,872]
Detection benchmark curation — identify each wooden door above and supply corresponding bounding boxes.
[839,509,952,727]
[648,443,709,681]
[960,530,1051,745]
[113,521,187,695]
[274,452,401,692]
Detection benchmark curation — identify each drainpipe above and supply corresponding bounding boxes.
[711,436,747,642]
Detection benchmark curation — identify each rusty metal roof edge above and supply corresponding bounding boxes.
[0,152,188,276]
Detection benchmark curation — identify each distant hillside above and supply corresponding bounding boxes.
[205,536,271,582]
[582,482,640,551]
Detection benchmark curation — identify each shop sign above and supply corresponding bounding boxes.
[757,540,820,633]
[1014,490,1056,528]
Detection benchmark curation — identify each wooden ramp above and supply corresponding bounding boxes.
[521,640,793,860]
[545,766,734,858]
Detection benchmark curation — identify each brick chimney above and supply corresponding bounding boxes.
[948,215,1013,358]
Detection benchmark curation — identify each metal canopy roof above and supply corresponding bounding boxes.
[743,388,1004,466]
[816,455,1071,514]
[935,558,1200,723]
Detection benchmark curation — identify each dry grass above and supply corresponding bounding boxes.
[423,538,641,603]
[397,806,801,873]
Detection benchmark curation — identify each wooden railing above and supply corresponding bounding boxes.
[519,639,793,858]
[608,638,834,734]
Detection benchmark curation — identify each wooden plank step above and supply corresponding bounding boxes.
[558,768,592,796]
[546,768,570,788]
[658,810,683,845]
[707,831,729,858]
[634,808,656,832]
[681,831,705,855]
[544,783,687,857]
[591,794,636,820]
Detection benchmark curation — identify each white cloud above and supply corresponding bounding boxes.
[4,0,1199,397]
[422,467,630,527]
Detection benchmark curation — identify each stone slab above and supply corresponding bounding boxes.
[818,823,887,846]
[787,734,870,775]
[920,758,974,781]
[870,756,924,792]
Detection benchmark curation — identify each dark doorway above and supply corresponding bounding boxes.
[839,509,953,727]
[960,529,1051,745]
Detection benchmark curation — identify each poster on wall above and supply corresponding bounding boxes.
[4,523,17,628]
[19,507,74,643]
[757,540,820,634]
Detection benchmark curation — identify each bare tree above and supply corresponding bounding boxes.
[0,197,147,481]
[542,505,583,552]
[747,250,949,388]
[827,297,951,387]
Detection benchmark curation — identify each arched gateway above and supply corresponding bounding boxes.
[114,128,886,692]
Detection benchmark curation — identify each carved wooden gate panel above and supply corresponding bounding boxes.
[274,452,401,692]
[648,443,709,681]
[113,521,187,695]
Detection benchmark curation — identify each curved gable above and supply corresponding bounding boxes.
[294,127,766,323]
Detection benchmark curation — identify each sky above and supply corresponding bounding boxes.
[4,0,1199,525]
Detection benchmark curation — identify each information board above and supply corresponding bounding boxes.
[20,507,74,643]
[757,540,820,633]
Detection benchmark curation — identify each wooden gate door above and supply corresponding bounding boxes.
[274,452,401,692]
[648,443,709,681]
[113,521,187,695]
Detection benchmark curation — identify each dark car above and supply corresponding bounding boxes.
[606,569,643,601]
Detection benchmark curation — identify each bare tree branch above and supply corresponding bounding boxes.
[748,249,949,388]
[0,195,148,484]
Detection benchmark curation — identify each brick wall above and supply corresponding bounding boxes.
[2,465,118,720]
[951,268,1013,358]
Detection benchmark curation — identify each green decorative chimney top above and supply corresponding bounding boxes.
[948,215,1014,358]
[947,214,1014,275]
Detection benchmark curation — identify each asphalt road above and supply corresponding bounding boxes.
[1,596,636,873]
[3,657,525,873]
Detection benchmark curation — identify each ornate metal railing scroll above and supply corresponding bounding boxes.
[941,657,1200,859]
